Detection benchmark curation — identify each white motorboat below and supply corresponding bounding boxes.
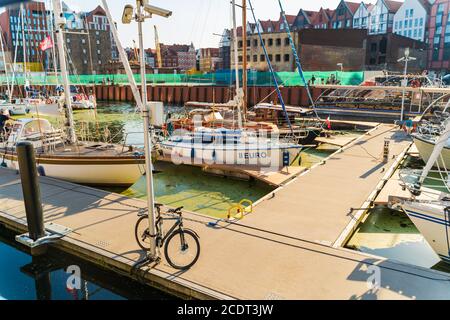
[160,127,302,168]
[0,99,29,115]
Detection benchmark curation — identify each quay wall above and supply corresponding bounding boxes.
[0,84,326,107]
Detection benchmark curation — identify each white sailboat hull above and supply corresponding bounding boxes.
[160,141,301,168]
[400,201,450,263]
[413,135,450,169]
[4,158,144,186]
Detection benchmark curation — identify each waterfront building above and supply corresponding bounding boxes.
[0,0,49,72]
[330,1,360,29]
[365,33,427,71]
[353,2,372,29]
[63,5,117,74]
[311,8,335,29]
[427,0,450,72]
[199,48,220,72]
[393,0,430,41]
[159,43,196,72]
[367,0,402,35]
[292,9,317,30]
[218,29,231,70]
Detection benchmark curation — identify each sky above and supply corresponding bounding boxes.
[61,0,348,49]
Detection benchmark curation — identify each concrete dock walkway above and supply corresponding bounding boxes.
[1,124,450,299]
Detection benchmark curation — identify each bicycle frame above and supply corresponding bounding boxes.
[156,214,184,247]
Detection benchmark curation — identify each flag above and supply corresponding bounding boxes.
[39,36,53,51]
[325,116,331,130]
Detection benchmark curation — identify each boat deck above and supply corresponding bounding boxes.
[2,124,450,299]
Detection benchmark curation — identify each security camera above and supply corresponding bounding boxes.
[143,4,172,18]
[122,5,134,24]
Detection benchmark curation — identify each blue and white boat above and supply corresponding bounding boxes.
[392,119,450,263]
[159,127,302,168]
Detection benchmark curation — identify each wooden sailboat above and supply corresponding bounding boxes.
[0,0,145,187]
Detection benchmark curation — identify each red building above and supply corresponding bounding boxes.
[330,1,360,29]
[428,0,450,72]
[160,43,196,72]
[0,1,49,70]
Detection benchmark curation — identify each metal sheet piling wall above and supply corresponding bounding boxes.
[0,84,325,107]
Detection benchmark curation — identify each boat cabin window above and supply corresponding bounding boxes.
[22,121,52,138]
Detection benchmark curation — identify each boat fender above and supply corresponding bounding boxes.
[37,165,46,177]
[191,148,195,160]
[212,150,216,160]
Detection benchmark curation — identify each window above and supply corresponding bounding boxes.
[238,56,242,62]
[337,21,342,28]
[276,38,281,46]
[409,19,413,28]
[405,10,409,18]
[268,38,273,46]
[82,39,86,44]
[346,19,350,27]
[238,40,242,48]
[284,54,290,62]
[414,29,417,38]
[253,39,258,47]
[260,54,265,61]
[98,60,102,64]
[275,54,281,62]
[83,49,86,54]
[84,60,88,65]
[354,18,359,26]
[96,40,100,45]
[253,55,257,62]
[97,50,101,54]
[246,40,250,47]
[67,38,70,43]
[268,54,273,61]
[284,38,290,46]
[415,18,418,27]
[420,18,424,26]
[394,21,398,30]
[408,30,412,37]
[438,3,445,13]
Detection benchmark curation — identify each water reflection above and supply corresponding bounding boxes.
[0,229,174,300]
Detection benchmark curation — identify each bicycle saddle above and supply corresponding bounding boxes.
[168,206,184,214]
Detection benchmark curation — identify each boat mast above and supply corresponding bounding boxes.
[231,0,243,129]
[20,3,28,98]
[242,0,247,121]
[52,0,77,144]
[0,26,11,102]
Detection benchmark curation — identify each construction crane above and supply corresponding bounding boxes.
[154,25,162,69]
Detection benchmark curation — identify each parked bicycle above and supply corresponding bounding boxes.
[135,203,200,270]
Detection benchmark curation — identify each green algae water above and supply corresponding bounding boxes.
[123,163,274,218]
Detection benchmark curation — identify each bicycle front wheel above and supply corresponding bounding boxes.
[164,229,200,270]
[135,216,151,251]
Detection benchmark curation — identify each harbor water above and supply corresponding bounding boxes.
[0,228,174,300]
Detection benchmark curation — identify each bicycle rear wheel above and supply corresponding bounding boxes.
[164,229,200,270]
[135,216,151,250]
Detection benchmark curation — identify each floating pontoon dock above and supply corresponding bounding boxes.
[1,124,450,299]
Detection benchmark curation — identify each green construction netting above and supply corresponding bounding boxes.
[0,71,363,86]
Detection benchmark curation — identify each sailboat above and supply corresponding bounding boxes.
[159,0,303,168]
[392,118,450,263]
[0,0,146,187]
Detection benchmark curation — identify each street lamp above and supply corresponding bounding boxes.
[122,0,172,260]
[398,47,416,122]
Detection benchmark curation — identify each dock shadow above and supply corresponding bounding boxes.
[346,258,450,300]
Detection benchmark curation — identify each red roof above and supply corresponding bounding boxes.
[385,0,403,12]
[344,1,361,14]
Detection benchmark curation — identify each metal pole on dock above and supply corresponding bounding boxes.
[137,3,158,259]
[16,142,45,241]
[398,48,416,122]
